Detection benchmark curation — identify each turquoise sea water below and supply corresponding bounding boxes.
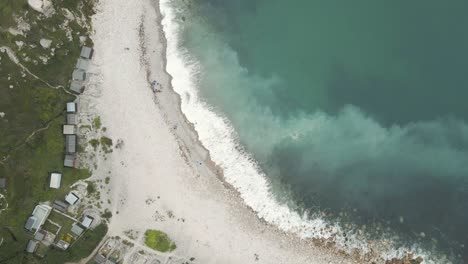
[166,0,468,262]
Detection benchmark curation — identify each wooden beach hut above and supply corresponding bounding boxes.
[80,46,94,59]
[65,135,77,153]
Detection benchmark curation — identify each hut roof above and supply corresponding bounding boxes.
[81,215,94,228]
[26,240,38,253]
[70,80,84,94]
[25,216,37,231]
[80,46,94,59]
[75,58,89,71]
[66,102,76,113]
[72,69,86,81]
[64,154,77,168]
[66,135,77,153]
[71,223,84,236]
[50,173,62,189]
[65,192,80,205]
[67,113,77,125]
[34,230,46,241]
[53,200,68,212]
[0,178,6,188]
[25,204,51,232]
[63,125,77,135]
[94,254,106,264]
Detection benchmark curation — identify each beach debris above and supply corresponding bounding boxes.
[40,38,52,49]
[0,112,5,118]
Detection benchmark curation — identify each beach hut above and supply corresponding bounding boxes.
[71,223,84,236]
[49,173,62,189]
[34,230,46,241]
[81,215,94,229]
[0,178,6,188]
[26,240,38,253]
[63,124,77,135]
[65,135,77,153]
[56,240,70,250]
[66,102,76,113]
[70,80,85,94]
[67,113,77,125]
[65,192,80,205]
[64,154,77,168]
[25,216,37,232]
[80,46,94,59]
[53,200,68,212]
[25,204,52,233]
[94,254,106,264]
[72,69,86,81]
[75,58,90,71]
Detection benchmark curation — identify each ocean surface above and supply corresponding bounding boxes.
[160,0,468,262]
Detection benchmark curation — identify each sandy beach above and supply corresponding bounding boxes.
[77,0,357,263]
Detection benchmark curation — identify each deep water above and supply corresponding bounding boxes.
[170,0,468,261]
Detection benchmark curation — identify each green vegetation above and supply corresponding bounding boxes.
[105,176,110,184]
[144,230,176,252]
[86,181,96,194]
[89,138,100,149]
[22,224,107,264]
[0,0,28,27]
[42,221,60,234]
[0,0,105,263]
[100,136,113,153]
[92,116,101,129]
[101,209,112,221]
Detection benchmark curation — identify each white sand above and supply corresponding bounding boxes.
[86,0,353,263]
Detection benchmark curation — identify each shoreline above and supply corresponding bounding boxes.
[83,0,430,263]
[86,0,351,262]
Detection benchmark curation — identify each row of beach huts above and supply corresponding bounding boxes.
[23,46,96,255]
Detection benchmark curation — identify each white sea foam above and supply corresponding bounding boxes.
[159,0,435,262]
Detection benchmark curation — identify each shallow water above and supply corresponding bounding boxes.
[162,0,468,262]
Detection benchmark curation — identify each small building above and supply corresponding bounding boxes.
[0,178,6,188]
[34,230,46,241]
[25,204,51,233]
[80,46,94,59]
[64,154,77,168]
[25,216,38,231]
[26,240,38,253]
[63,124,77,135]
[67,113,77,125]
[50,173,62,189]
[75,58,89,71]
[72,69,86,81]
[66,102,76,113]
[53,200,68,212]
[94,254,106,264]
[71,223,84,236]
[70,80,85,94]
[66,135,77,153]
[55,240,70,250]
[81,215,94,229]
[65,192,79,205]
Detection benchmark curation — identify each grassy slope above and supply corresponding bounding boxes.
[0,0,106,263]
